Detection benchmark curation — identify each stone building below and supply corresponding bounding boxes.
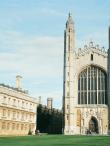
[63,13,110,135]
[0,76,37,135]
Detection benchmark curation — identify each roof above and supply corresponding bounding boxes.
[76,41,107,58]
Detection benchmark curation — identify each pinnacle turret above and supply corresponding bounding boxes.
[66,13,74,28]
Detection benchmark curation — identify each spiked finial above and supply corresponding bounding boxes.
[69,12,72,17]
[66,12,74,28]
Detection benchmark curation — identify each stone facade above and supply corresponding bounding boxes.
[63,14,109,135]
[0,78,37,136]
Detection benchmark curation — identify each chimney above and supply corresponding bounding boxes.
[16,75,22,90]
[47,98,53,109]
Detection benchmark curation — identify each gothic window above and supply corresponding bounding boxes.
[91,54,93,61]
[78,66,107,105]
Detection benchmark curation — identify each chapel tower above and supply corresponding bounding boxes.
[63,14,108,135]
[63,13,77,134]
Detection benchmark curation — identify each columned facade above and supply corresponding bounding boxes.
[63,14,109,135]
[0,82,37,135]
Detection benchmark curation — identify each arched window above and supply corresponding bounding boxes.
[78,66,107,104]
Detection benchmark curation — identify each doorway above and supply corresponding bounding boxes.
[89,116,99,133]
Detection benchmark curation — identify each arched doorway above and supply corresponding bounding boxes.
[89,116,99,133]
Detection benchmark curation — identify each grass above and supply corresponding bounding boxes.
[0,135,110,146]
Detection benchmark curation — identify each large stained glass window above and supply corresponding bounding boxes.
[78,66,107,104]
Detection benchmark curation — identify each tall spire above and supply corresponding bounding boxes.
[63,13,76,135]
[68,12,72,20]
[66,13,74,28]
[65,13,75,50]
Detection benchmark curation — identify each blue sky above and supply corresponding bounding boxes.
[0,0,110,108]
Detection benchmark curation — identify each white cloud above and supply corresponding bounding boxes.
[0,30,63,108]
[0,30,63,71]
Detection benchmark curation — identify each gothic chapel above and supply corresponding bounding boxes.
[63,13,110,135]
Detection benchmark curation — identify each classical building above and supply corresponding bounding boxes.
[63,13,110,135]
[0,76,37,135]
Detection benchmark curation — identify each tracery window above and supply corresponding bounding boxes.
[78,66,107,104]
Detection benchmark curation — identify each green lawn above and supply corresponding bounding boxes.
[0,135,110,146]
